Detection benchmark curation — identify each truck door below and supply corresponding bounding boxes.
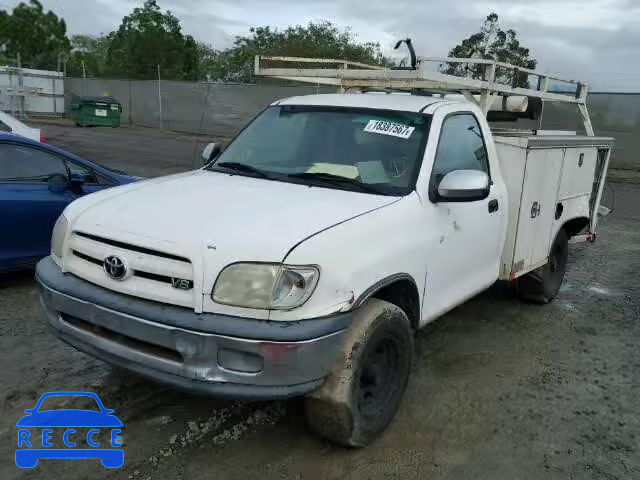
[424,113,506,317]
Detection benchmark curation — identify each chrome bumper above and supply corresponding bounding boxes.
[36,257,350,399]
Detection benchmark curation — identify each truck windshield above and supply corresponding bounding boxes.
[208,106,430,195]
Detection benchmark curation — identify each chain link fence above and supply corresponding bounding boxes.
[65,77,332,140]
[64,77,640,170]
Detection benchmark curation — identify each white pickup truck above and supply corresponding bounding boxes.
[36,59,612,447]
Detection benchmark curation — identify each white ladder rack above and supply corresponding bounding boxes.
[254,55,595,136]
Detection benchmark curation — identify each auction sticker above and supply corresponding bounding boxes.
[364,120,414,139]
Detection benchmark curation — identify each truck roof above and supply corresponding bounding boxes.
[276,93,451,113]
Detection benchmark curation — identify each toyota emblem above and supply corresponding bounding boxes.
[103,255,127,280]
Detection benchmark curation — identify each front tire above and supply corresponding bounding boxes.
[305,298,413,447]
[517,229,569,303]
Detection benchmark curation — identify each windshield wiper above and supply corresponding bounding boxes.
[210,162,272,178]
[286,172,387,195]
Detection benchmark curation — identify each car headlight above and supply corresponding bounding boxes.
[51,214,69,259]
[212,263,319,310]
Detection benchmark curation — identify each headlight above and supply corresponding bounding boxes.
[212,263,319,310]
[51,214,69,259]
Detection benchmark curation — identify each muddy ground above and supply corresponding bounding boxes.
[0,124,638,479]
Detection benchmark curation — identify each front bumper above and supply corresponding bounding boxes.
[36,257,351,399]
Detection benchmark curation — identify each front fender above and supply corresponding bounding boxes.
[269,193,431,322]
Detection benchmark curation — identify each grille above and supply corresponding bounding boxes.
[66,231,196,308]
[72,250,178,286]
[75,231,190,263]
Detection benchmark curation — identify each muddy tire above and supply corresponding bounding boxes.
[517,229,569,304]
[304,298,413,447]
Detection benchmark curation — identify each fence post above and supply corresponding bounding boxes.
[82,60,87,96]
[52,76,57,116]
[17,53,25,117]
[157,64,163,130]
[128,80,132,126]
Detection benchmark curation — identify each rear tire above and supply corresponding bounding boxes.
[517,229,569,303]
[305,298,413,447]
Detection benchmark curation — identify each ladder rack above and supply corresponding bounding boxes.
[254,55,595,136]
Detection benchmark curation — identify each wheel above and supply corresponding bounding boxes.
[304,298,413,447]
[517,229,569,303]
[101,450,124,468]
[14,451,38,468]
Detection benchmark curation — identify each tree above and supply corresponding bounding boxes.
[105,0,199,80]
[196,42,220,81]
[66,34,110,77]
[214,21,389,82]
[443,13,536,88]
[0,10,8,66]
[0,0,70,70]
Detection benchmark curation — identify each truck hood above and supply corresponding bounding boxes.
[72,170,398,262]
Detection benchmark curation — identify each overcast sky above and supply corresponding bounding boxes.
[2,0,639,91]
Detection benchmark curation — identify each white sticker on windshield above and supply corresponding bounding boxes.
[364,120,415,139]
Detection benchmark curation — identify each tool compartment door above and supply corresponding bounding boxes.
[512,149,563,274]
[558,148,598,200]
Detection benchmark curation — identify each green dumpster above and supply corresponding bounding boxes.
[69,96,122,127]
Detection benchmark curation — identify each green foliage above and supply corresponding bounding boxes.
[213,21,390,82]
[443,13,537,88]
[66,34,110,77]
[0,0,70,70]
[105,0,199,80]
[196,42,220,80]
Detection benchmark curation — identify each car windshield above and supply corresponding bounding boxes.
[207,106,430,195]
[37,395,101,412]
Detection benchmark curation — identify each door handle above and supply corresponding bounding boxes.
[531,201,541,219]
[488,199,499,213]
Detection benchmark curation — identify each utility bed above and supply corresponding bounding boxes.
[494,134,613,280]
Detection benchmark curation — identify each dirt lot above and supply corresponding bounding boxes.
[34,120,221,177]
[0,124,638,479]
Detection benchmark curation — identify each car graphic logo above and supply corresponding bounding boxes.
[103,256,127,280]
[15,391,124,469]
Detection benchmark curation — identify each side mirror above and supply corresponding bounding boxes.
[23,409,34,414]
[70,171,89,186]
[69,171,91,194]
[201,142,221,166]
[47,173,70,194]
[436,170,490,202]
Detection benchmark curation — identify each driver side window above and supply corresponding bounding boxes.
[431,114,490,186]
[0,144,67,182]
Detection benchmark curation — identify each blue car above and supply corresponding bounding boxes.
[16,391,124,468]
[0,133,139,272]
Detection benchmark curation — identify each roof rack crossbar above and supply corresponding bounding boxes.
[254,55,594,136]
